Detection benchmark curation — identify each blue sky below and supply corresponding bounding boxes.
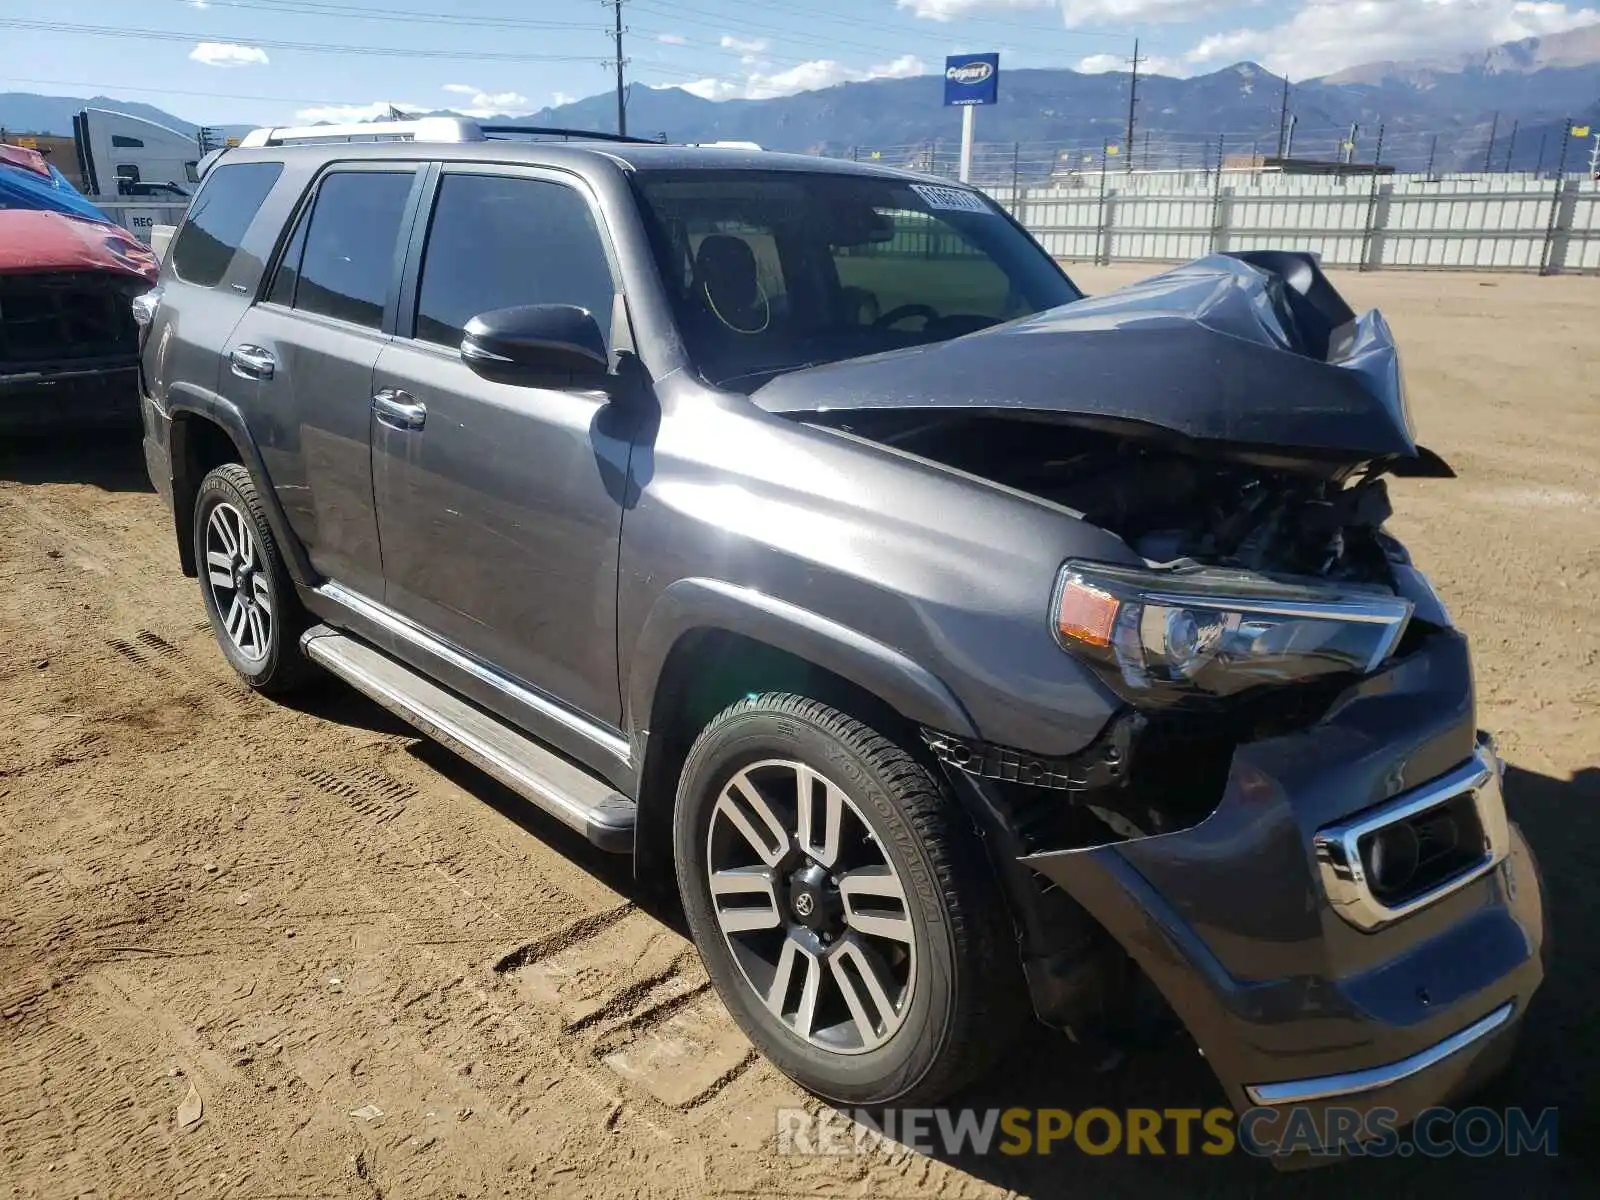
[4,1,1598,126]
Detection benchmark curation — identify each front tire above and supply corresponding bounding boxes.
[674,693,1024,1106]
[193,463,313,696]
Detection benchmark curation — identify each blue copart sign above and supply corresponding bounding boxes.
[943,53,999,106]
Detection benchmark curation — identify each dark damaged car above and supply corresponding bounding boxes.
[136,127,1546,1163]
[1,142,159,434]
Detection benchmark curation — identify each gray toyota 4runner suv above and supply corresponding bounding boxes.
[138,119,1545,1156]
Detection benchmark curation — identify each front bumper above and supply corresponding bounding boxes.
[1021,627,1546,1159]
[0,362,141,434]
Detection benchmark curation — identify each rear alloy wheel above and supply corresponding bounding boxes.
[204,499,274,663]
[675,693,1025,1106]
[193,463,313,696]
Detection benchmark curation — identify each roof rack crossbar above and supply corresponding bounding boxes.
[476,124,667,145]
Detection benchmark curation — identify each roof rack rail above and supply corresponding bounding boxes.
[237,117,486,148]
[477,124,667,145]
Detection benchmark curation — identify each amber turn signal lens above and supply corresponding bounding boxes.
[1056,578,1120,648]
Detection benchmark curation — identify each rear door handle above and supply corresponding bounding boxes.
[371,388,426,431]
[229,344,276,380]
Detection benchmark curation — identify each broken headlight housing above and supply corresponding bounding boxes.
[1052,560,1413,701]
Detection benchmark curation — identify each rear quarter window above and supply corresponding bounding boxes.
[170,161,284,288]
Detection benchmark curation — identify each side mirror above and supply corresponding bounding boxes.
[460,304,609,384]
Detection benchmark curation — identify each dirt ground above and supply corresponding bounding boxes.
[2,266,1597,1198]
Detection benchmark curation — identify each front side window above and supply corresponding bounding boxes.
[414,173,615,348]
[291,171,414,329]
[170,160,283,288]
[633,170,1080,389]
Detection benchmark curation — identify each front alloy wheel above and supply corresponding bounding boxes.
[675,693,1025,1106]
[707,758,916,1054]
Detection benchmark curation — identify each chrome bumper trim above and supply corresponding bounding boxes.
[1314,738,1510,932]
[1244,1000,1517,1105]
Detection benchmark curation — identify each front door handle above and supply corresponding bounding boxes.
[229,344,276,380]
[371,388,426,431]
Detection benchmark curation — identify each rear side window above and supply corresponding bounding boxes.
[170,161,283,288]
[414,173,614,348]
[289,171,414,329]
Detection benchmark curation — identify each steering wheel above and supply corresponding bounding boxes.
[872,303,939,331]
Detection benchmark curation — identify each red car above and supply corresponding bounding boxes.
[1,142,159,434]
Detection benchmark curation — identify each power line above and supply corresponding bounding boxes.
[0,18,609,63]
[163,0,602,31]
[0,75,360,108]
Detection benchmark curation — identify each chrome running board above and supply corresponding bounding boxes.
[300,625,635,853]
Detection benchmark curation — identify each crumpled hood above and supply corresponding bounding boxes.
[0,210,160,283]
[753,251,1420,467]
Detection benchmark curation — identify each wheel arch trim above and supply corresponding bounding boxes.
[167,385,315,587]
[626,578,980,745]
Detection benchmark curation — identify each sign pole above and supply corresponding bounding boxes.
[959,105,975,183]
[943,52,998,184]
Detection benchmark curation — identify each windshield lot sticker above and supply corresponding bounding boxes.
[910,184,990,213]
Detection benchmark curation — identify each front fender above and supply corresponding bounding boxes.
[626,577,980,742]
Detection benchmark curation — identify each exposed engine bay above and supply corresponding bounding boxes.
[803,408,1437,851]
[809,410,1403,585]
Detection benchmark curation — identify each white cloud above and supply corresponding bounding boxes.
[1186,1,1600,79]
[436,84,530,117]
[188,42,269,68]
[720,35,771,54]
[552,91,576,107]
[294,100,423,124]
[680,54,928,101]
[1077,50,1188,75]
[896,0,1055,19]
[657,32,689,45]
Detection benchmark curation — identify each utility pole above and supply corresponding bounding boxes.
[1426,132,1438,178]
[1284,113,1297,159]
[604,0,628,137]
[1535,131,1548,177]
[1344,122,1358,173]
[1275,73,1290,158]
[1124,38,1142,173]
[1483,111,1499,172]
[1503,119,1518,172]
[1539,120,1574,275]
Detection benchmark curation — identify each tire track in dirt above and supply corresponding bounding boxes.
[0,448,1008,1199]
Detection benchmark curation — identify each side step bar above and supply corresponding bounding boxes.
[300,626,635,853]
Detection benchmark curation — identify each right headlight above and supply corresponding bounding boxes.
[1052,560,1413,701]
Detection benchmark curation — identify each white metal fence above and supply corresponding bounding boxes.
[980,170,1600,274]
[87,167,1600,275]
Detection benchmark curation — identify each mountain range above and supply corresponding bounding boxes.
[4,22,1599,176]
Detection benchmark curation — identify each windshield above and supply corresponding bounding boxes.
[631,169,1081,389]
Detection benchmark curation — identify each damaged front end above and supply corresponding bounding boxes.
[764,252,1543,1151]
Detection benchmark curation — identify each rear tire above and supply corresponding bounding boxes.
[673,692,1025,1106]
[193,463,314,696]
